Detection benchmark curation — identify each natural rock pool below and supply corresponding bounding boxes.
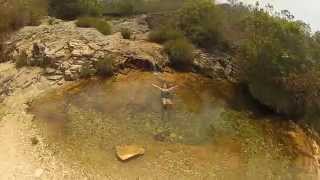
[29,71,319,179]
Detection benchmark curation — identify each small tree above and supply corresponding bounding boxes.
[164,38,194,68]
[240,6,313,116]
[48,0,102,20]
[76,17,111,35]
[178,0,224,49]
[148,27,184,44]
[15,51,28,68]
[105,0,144,16]
[121,28,132,39]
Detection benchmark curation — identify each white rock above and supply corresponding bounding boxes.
[34,168,44,178]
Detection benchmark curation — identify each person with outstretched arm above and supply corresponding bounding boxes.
[152,82,178,120]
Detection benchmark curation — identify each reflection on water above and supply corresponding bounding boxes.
[29,71,313,179]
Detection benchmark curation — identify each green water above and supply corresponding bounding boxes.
[29,71,315,179]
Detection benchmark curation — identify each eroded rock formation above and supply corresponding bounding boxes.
[4,15,239,83]
[4,17,168,81]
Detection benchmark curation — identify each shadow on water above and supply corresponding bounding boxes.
[28,71,315,179]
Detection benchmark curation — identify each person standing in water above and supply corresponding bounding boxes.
[152,82,178,120]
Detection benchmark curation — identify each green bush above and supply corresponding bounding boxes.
[94,20,112,35]
[15,51,28,68]
[27,0,48,26]
[178,0,224,49]
[76,17,94,27]
[80,64,95,78]
[0,0,47,31]
[96,55,114,77]
[239,5,319,116]
[48,0,103,20]
[104,0,144,16]
[104,0,185,15]
[139,0,185,13]
[148,27,184,44]
[164,38,194,68]
[0,0,47,60]
[76,17,111,35]
[121,28,132,39]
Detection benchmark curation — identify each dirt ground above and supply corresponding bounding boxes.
[0,62,89,179]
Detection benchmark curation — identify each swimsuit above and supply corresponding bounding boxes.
[161,90,171,99]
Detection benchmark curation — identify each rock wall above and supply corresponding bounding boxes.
[3,15,239,83]
[193,50,239,83]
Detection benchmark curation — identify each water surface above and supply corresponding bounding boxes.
[29,71,314,179]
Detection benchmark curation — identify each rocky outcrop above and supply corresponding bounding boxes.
[110,15,150,40]
[193,50,239,82]
[280,122,320,176]
[4,18,168,81]
[4,15,239,83]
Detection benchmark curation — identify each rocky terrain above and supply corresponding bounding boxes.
[2,15,236,84]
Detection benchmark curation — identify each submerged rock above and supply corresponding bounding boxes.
[115,145,145,161]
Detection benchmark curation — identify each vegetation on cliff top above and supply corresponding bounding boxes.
[0,0,47,62]
[147,0,320,124]
[76,17,111,35]
[48,0,103,20]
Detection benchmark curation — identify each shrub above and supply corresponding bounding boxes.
[27,0,48,26]
[76,17,111,35]
[94,20,112,35]
[104,0,185,15]
[0,0,47,60]
[15,51,28,68]
[178,0,224,49]
[48,0,103,20]
[76,17,94,27]
[148,27,184,44]
[0,0,47,31]
[96,55,114,77]
[121,28,132,39]
[164,38,194,68]
[139,0,185,13]
[104,0,144,16]
[80,64,95,78]
[239,5,317,116]
[48,18,55,25]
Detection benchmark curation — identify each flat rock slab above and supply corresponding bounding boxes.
[115,145,145,161]
[46,75,63,81]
